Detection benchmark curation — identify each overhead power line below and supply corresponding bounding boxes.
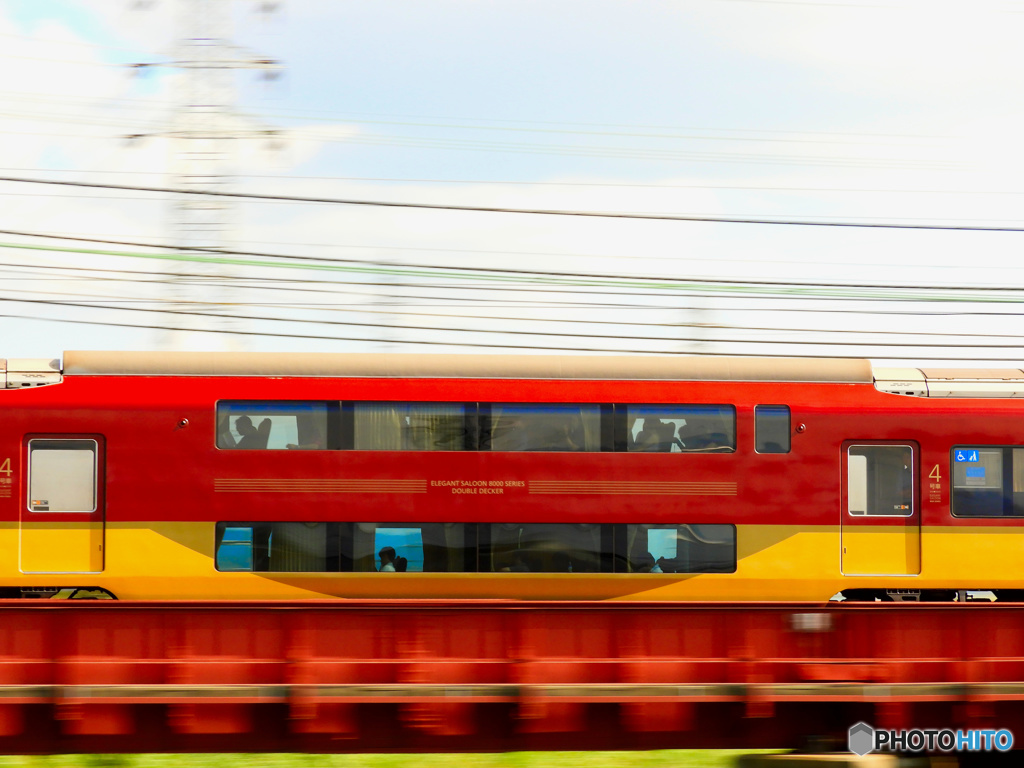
[4,175,1024,231]
[4,228,1024,294]
[7,280,1024,346]
[6,229,1024,303]
[5,310,1023,363]
[12,257,1024,316]
[5,290,1024,351]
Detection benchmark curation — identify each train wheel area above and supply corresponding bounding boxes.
[837,589,1005,603]
[0,587,117,599]
[0,600,1018,753]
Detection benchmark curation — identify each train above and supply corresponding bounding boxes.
[1,350,1022,602]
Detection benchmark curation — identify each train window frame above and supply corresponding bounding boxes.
[216,401,336,451]
[846,444,914,518]
[950,446,1024,518]
[26,438,98,513]
[754,405,791,454]
[213,522,733,575]
[211,400,746,454]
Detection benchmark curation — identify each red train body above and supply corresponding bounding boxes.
[1,351,1022,602]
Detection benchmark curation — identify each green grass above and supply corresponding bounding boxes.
[0,751,773,768]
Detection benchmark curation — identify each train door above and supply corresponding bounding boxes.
[20,437,104,574]
[841,441,920,575]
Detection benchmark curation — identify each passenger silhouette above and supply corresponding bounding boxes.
[235,415,272,449]
[378,546,408,572]
[635,418,683,452]
[378,546,397,572]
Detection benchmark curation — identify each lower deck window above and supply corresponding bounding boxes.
[488,523,606,572]
[626,524,736,574]
[215,522,737,574]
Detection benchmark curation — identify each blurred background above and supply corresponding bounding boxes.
[3,0,1024,364]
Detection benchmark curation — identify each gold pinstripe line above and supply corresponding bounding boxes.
[529,481,737,495]
[529,483,736,489]
[215,479,426,493]
[215,482,424,486]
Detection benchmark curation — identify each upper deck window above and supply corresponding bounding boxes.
[755,405,790,453]
[621,405,735,453]
[217,402,332,450]
[353,402,468,451]
[216,400,736,454]
[482,404,602,452]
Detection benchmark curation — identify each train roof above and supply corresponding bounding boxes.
[4,352,1024,397]
[56,351,872,383]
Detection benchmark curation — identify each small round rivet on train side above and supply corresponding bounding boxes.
[796,423,806,433]
[177,418,189,429]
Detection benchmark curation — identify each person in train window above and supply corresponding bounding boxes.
[378,546,397,572]
[235,415,273,449]
[378,546,407,572]
[632,551,664,573]
[633,419,660,451]
[635,419,683,452]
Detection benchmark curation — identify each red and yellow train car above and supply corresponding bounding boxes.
[1,351,1022,602]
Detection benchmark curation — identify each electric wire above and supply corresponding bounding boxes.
[10,259,1024,317]
[5,175,1024,232]
[4,309,1022,363]
[3,229,1024,297]
[3,292,1023,351]
[5,281,1024,347]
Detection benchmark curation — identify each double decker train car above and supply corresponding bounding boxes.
[1,350,1023,602]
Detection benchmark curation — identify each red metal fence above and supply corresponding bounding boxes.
[1,600,1024,753]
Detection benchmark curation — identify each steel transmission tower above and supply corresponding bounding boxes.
[136,0,282,349]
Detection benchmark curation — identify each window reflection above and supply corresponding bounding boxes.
[353,403,467,451]
[486,523,604,572]
[485,404,601,452]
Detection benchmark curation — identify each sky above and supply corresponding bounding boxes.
[3,0,1024,365]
